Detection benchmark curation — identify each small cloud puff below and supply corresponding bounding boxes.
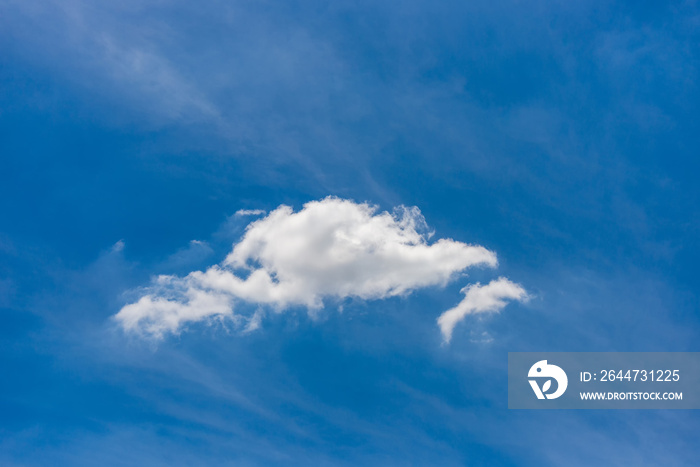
[437,278,529,343]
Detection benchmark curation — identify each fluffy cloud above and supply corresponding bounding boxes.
[117,277,234,338]
[115,197,522,340]
[437,278,529,343]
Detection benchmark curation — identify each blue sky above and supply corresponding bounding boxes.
[1,0,700,465]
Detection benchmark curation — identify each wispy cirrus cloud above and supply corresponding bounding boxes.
[234,209,266,217]
[115,197,525,340]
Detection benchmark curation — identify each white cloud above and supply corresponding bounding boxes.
[234,209,267,217]
[115,197,518,340]
[117,276,234,338]
[437,278,528,343]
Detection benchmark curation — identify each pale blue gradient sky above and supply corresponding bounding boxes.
[1,1,699,465]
